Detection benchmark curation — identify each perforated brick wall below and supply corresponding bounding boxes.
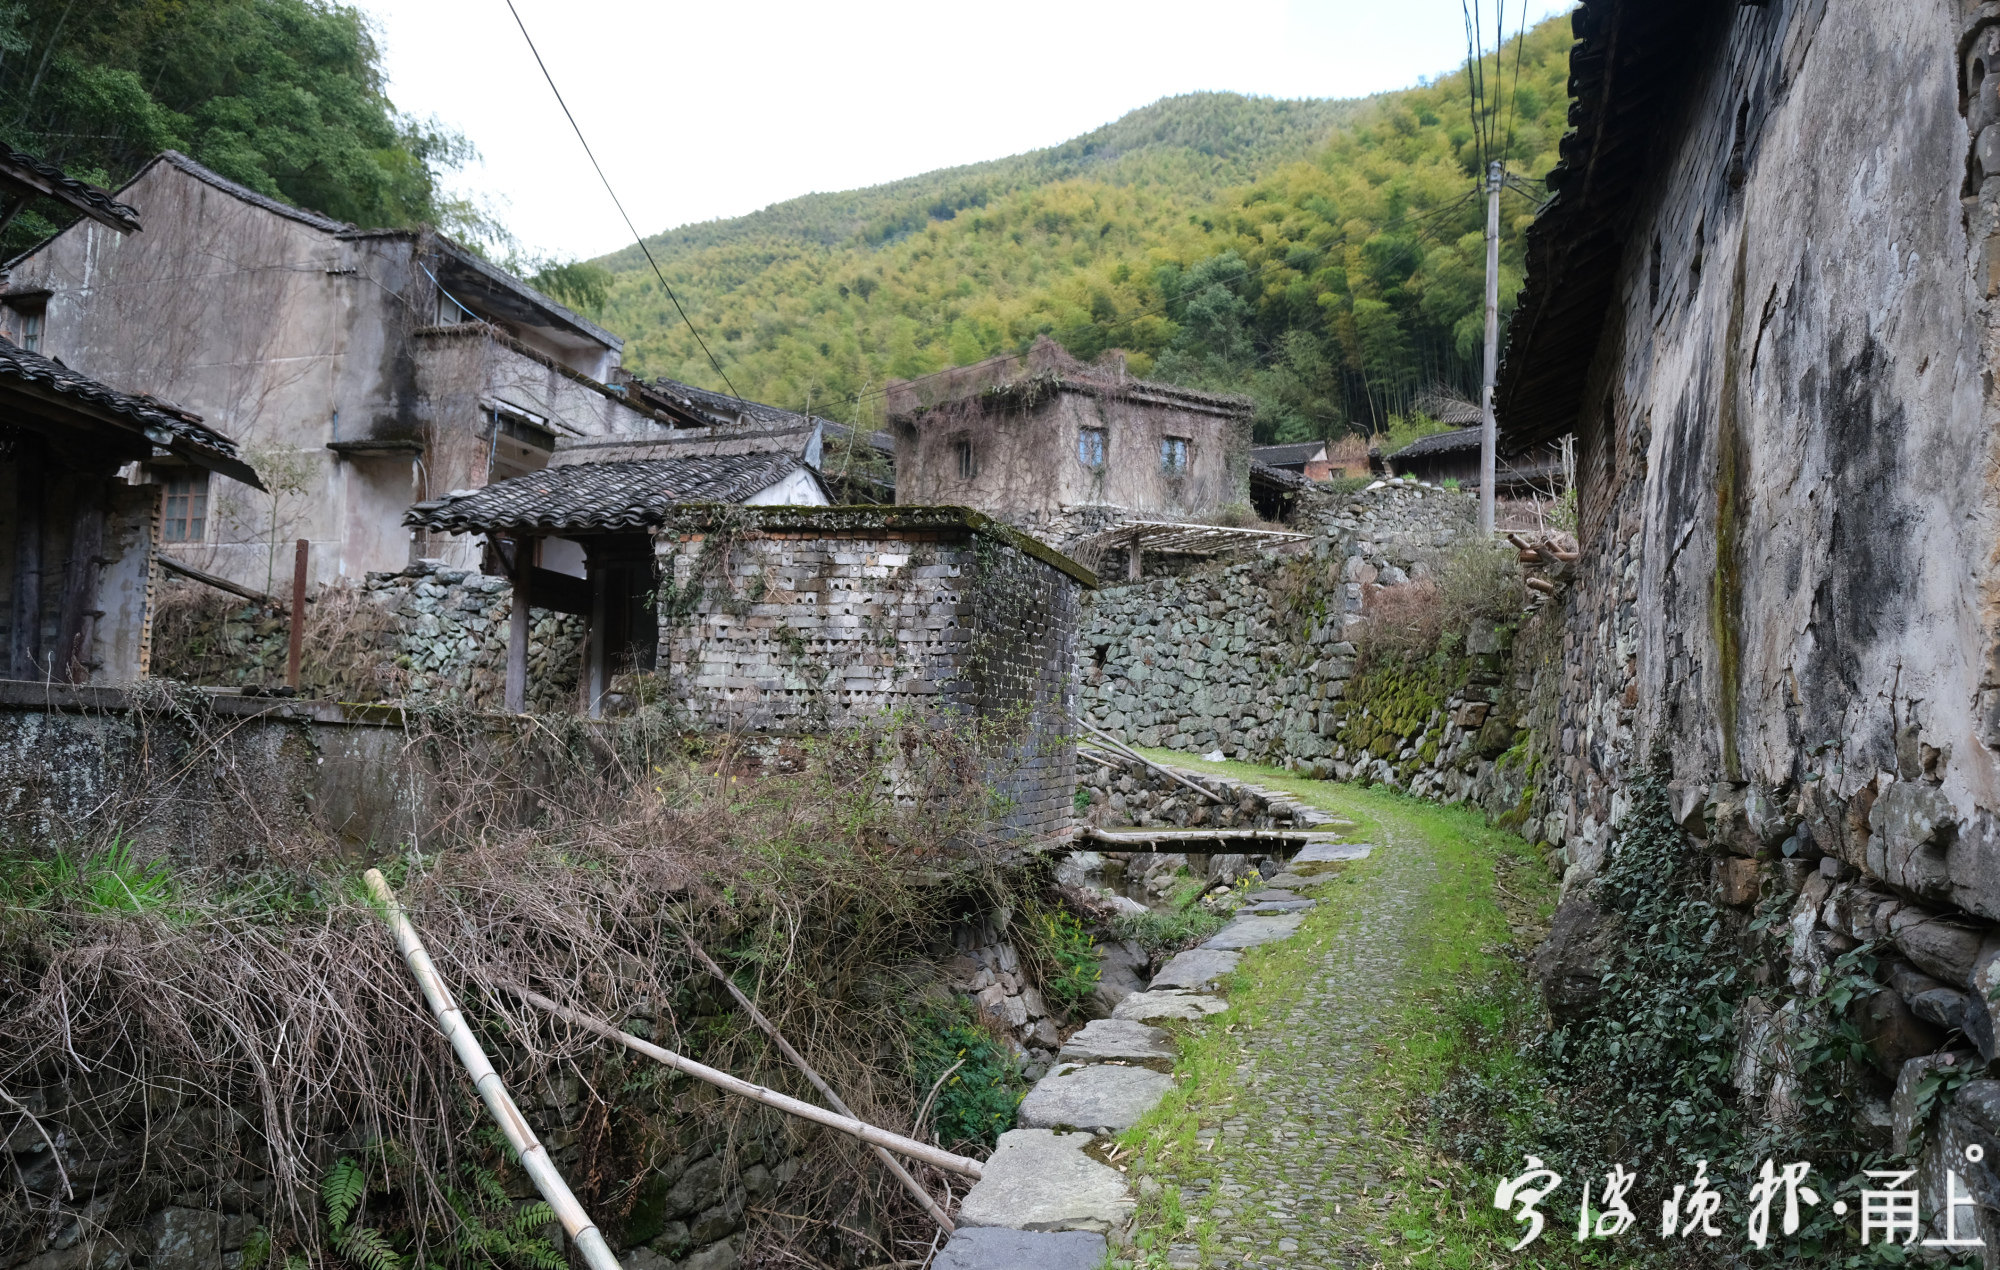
[655,507,1089,840]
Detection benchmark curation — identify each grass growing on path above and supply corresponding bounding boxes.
[1112,756,1598,1269]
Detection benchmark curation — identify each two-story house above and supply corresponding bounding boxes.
[0,150,671,591]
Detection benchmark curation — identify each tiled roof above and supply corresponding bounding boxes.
[150,151,352,234]
[1249,458,1309,490]
[405,452,821,534]
[0,147,141,233]
[1386,426,1481,461]
[0,337,260,487]
[1251,442,1326,467]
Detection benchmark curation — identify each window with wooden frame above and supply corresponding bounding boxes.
[1077,426,1106,468]
[1159,435,1189,474]
[162,469,209,542]
[4,292,47,354]
[954,435,978,480]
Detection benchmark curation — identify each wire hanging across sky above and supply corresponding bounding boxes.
[501,0,739,400]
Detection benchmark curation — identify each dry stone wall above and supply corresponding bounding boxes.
[149,561,585,713]
[1077,483,1542,824]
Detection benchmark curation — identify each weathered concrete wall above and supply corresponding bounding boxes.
[657,508,1087,839]
[1510,0,2000,1223]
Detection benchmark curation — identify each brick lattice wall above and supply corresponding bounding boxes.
[656,511,1085,839]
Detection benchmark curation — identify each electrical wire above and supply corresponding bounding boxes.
[1501,0,1531,170]
[500,0,739,400]
[1462,1,1488,172]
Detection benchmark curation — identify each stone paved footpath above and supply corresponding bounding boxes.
[1152,813,1436,1269]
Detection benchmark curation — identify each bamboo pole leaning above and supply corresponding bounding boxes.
[679,934,958,1233]
[1073,715,1225,804]
[504,985,985,1182]
[361,869,622,1270]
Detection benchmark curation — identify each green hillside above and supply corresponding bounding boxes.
[594,17,1574,442]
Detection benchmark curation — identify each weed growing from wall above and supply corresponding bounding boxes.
[909,1000,1027,1151]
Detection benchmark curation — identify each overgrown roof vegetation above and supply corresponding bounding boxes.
[592,18,1573,446]
[0,0,478,254]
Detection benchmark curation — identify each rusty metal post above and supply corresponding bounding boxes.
[286,539,307,691]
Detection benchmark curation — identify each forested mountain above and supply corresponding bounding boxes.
[0,0,466,252]
[595,17,1574,443]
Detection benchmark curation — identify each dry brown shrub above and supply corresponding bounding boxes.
[0,708,1027,1269]
[148,581,404,698]
[1353,541,1518,668]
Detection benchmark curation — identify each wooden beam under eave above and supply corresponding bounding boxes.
[0,164,140,235]
[505,536,534,713]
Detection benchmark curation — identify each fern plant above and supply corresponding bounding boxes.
[324,1156,403,1270]
[443,1165,563,1270]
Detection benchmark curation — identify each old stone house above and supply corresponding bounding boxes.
[1250,435,1370,482]
[1498,0,2000,1215]
[0,150,670,594]
[409,472,1088,834]
[886,337,1253,547]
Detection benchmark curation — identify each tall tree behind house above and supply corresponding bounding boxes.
[0,0,465,253]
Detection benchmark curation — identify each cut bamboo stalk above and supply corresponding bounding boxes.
[1525,576,1558,595]
[505,985,984,1182]
[361,870,622,1270]
[1073,716,1225,805]
[680,936,956,1234]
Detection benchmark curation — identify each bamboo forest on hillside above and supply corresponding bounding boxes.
[591,17,1574,442]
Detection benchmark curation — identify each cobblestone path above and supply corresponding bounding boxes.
[1147,812,1438,1269]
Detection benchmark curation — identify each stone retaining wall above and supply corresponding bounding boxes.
[149,561,585,713]
[1077,482,1546,828]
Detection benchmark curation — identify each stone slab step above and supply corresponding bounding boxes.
[1114,989,1229,1022]
[1150,947,1240,991]
[1240,899,1315,914]
[1202,912,1306,950]
[1292,840,1374,864]
[1244,888,1303,902]
[956,1128,1135,1233]
[1017,1062,1173,1134]
[935,1227,1109,1270]
[1058,1018,1176,1066]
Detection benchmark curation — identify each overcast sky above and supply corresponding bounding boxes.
[360,1,1573,263]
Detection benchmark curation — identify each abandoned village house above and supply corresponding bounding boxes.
[0,150,673,594]
[0,148,261,686]
[886,336,1255,549]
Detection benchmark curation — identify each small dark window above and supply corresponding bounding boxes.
[1078,426,1105,468]
[1649,236,1663,308]
[162,470,209,542]
[4,294,47,353]
[955,436,978,480]
[1160,436,1189,474]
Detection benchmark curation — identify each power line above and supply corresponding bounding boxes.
[1461,1,1488,172]
[501,0,739,399]
[1502,0,1530,169]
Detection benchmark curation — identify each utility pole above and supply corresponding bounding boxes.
[1480,159,1502,536]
